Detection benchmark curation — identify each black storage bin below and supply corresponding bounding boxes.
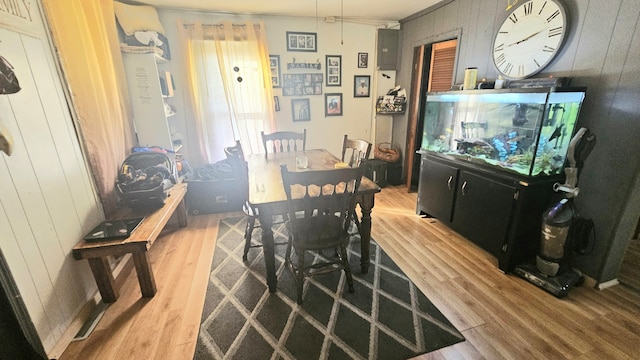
[364,159,388,188]
[184,178,243,214]
[184,160,244,214]
[386,160,403,185]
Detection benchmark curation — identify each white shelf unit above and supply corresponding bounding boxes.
[122,52,176,151]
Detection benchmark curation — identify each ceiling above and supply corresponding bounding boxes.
[136,0,445,22]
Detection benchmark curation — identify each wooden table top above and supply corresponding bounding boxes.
[247,149,380,206]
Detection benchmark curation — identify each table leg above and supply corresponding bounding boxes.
[133,252,157,298]
[88,257,118,303]
[259,213,277,292]
[358,193,375,274]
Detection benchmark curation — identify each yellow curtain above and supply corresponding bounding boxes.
[42,0,134,217]
[178,20,275,165]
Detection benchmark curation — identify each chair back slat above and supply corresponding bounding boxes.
[341,134,372,167]
[261,130,307,155]
[280,164,363,234]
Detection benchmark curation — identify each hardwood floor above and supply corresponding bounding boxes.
[60,185,640,360]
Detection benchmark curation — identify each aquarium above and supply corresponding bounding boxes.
[421,87,586,177]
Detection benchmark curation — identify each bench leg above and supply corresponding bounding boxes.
[88,257,119,303]
[176,198,188,227]
[133,252,157,297]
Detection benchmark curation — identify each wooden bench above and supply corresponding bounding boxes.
[73,183,188,303]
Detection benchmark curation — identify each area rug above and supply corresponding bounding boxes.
[194,216,464,360]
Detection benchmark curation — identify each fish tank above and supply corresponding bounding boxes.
[421,87,586,177]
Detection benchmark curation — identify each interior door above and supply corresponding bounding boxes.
[406,39,457,191]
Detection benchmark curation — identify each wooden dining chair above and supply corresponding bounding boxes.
[341,135,371,234]
[280,163,364,304]
[225,141,287,261]
[261,129,306,154]
[224,141,259,260]
[341,134,372,167]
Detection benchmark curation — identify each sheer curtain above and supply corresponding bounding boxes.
[178,20,275,165]
[42,0,134,217]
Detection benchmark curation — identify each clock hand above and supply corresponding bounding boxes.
[507,29,546,47]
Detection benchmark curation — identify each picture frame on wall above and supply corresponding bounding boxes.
[358,52,368,68]
[292,98,311,121]
[282,73,323,96]
[354,75,371,97]
[286,32,317,52]
[325,55,341,86]
[274,96,280,111]
[269,55,281,87]
[325,93,342,116]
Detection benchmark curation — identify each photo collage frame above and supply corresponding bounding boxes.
[282,73,323,96]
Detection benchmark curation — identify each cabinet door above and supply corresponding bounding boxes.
[452,171,515,257]
[417,157,458,222]
[377,29,398,70]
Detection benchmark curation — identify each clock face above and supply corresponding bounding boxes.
[492,0,567,79]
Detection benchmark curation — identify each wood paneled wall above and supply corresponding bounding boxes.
[396,0,640,284]
[0,5,102,355]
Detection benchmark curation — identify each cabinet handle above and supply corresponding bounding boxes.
[461,181,467,196]
[447,175,453,190]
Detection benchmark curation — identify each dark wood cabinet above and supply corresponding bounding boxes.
[417,154,559,272]
[417,157,458,222]
[452,171,515,258]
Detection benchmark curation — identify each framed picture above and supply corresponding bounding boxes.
[282,73,323,96]
[325,55,342,86]
[286,31,317,52]
[274,96,280,111]
[354,75,371,97]
[358,52,368,68]
[325,93,342,116]
[292,98,311,122]
[269,55,281,87]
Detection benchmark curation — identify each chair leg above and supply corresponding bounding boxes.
[243,216,255,261]
[296,249,305,304]
[284,234,293,266]
[352,211,361,232]
[339,244,354,293]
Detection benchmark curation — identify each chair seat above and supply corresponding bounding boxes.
[285,215,348,250]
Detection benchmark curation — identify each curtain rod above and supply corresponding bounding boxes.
[182,23,261,29]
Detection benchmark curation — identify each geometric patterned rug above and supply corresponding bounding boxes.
[194,216,464,360]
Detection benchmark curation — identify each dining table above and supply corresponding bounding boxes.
[247,149,381,292]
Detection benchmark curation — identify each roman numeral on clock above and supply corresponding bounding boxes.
[547,10,560,22]
[538,1,547,15]
[495,53,506,66]
[543,45,555,52]
[503,62,513,75]
[494,43,504,52]
[549,26,563,37]
[524,2,533,16]
[509,13,518,23]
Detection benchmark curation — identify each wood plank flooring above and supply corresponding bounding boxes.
[60,185,640,360]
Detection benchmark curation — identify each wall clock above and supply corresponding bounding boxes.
[492,0,568,79]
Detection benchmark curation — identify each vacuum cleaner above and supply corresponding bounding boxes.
[514,127,596,297]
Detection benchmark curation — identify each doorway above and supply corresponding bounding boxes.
[618,216,640,291]
[405,38,458,191]
[0,249,47,358]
